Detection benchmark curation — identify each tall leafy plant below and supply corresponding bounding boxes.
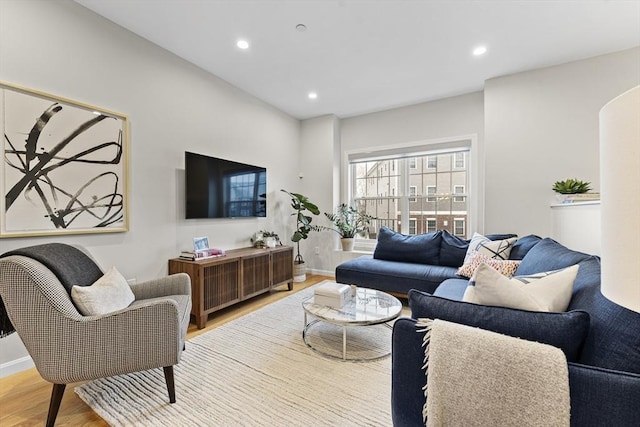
[281,189,321,264]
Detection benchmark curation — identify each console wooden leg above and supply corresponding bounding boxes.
[288,281,293,291]
[46,383,66,427]
[196,314,207,329]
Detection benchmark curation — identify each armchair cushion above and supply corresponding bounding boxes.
[408,290,590,362]
[71,266,135,316]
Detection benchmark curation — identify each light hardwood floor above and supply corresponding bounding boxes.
[0,274,330,427]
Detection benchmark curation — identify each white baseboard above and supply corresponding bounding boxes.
[308,268,334,277]
[0,355,34,378]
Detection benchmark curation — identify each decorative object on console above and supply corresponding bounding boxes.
[323,203,376,251]
[0,81,129,238]
[599,85,640,313]
[251,230,281,248]
[281,189,321,282]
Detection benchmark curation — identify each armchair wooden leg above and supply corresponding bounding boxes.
[163,366,176,403]
[46,383,66,427]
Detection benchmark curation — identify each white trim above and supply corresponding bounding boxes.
[0,355,34,378]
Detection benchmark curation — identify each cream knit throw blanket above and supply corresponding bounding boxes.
[416,318,570,427]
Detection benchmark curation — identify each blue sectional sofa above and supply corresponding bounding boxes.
[335,227,529,295]
[391,237,640,426]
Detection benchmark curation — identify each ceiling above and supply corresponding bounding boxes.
[74,0,640,120]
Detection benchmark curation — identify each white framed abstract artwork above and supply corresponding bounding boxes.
[1,81,129,238]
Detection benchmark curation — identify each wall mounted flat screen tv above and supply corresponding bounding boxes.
[185,151,266,219]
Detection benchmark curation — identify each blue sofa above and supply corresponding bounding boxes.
[391,237,640,426]
[335,227,524,295]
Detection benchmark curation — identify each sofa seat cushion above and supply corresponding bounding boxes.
[408,290,591,362]
[373,227,442,265]
[335,255,457,295]
[433,278,469,300]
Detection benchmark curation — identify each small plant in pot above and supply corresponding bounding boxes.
[281,190,321,282]
[324,203,376,251]
[552,178,598,203]
[552,178,592,194]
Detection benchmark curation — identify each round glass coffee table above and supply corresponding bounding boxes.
[302,286,403,361]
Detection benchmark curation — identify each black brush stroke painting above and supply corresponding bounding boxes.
[2,89,126,234]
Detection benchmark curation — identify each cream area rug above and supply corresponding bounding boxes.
[75,284,402,426]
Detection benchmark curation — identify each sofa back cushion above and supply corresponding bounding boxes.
[509,234,542,260]
[515,238,592,275]
[408,290,590,362]
[374,227,441,265]
[439,230,469,267]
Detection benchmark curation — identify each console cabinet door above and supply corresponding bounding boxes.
[242,253,270,299]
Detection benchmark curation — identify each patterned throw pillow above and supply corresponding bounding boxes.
[463,232,517,264]
[463,263,579,312]
[457,251,521,278]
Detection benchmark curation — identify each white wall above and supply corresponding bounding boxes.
[484,47,640,237]
[0,0,300,374]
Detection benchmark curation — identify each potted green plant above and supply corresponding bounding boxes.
[552,178,592,194]
[552,178,599,203]
[281,189,321,281]
[324,203,376,251]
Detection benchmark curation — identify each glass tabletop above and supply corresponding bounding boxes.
[302,287,402,326]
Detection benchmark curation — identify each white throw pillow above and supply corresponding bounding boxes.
[71,266,135,316]
[463,233,517,265]
[463,263,579,312]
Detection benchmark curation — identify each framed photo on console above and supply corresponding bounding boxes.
[0,81,129,238]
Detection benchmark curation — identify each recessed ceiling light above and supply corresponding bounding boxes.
[237,40,249,50]
[296,24,307,32]
[473,45,487,56]
[308,92,318,100]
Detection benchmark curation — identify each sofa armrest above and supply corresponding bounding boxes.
[130,273,191,300]
[391,317,427,427]
[568,363,640,427]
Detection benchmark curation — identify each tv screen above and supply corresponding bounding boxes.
[185,151,266,219]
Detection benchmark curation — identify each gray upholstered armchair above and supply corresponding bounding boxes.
[0,243,192,427]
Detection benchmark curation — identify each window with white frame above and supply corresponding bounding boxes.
[349,142,470,238]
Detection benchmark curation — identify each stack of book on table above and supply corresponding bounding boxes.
[179,248,226,261]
